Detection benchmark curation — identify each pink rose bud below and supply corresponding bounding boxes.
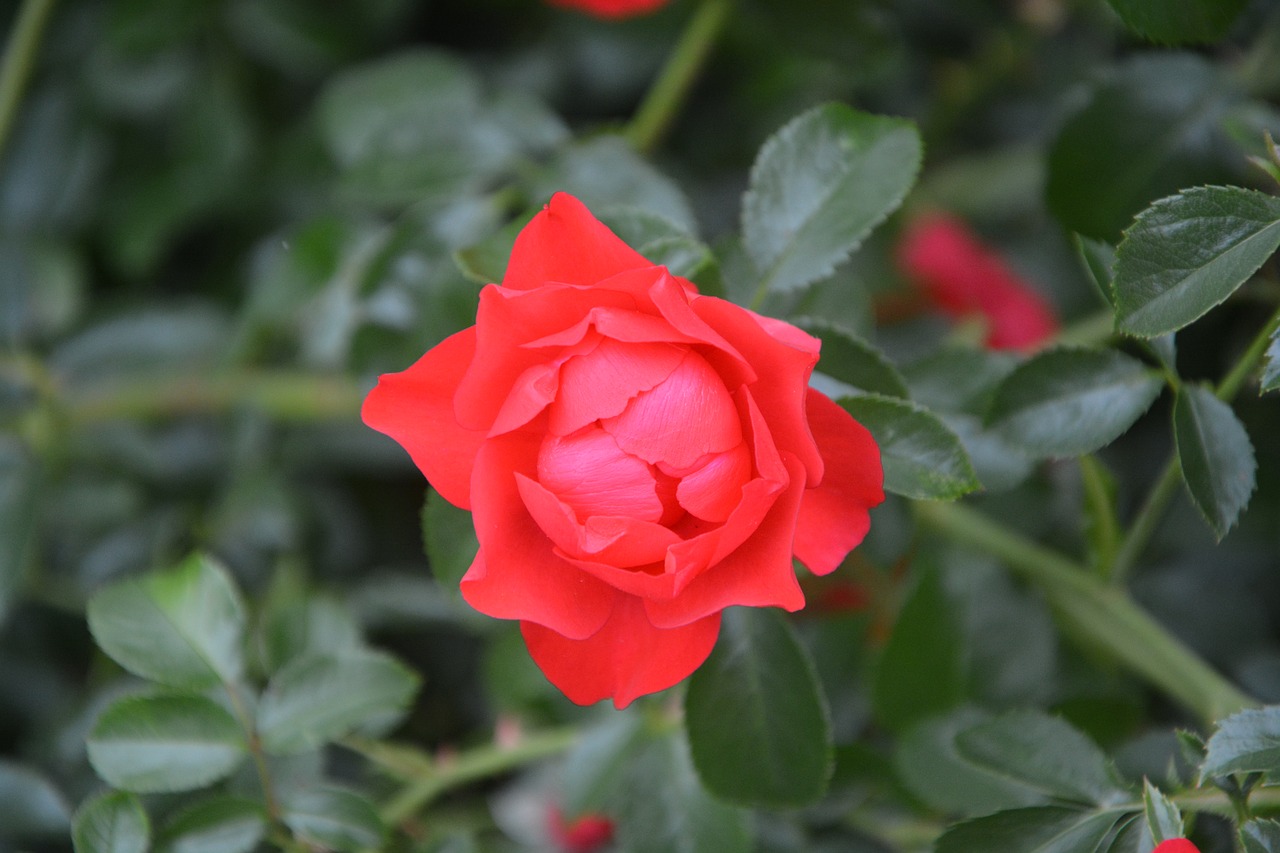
[549,806,615,852]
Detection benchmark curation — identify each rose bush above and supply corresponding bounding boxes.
[546,0,670,19]
[363,193,883,707]
[896,211,1059,351]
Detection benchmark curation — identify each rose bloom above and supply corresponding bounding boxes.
[896,212,1059,352]
[363,193,883,707]
[546,0,669,19]
[548,807,614,853]
[1152,841,1200,853]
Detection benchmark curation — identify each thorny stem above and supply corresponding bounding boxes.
[624,0,732,156]
[0,0,56,162]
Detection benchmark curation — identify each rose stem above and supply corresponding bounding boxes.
[624,0,732,157]
[0,0,57,162]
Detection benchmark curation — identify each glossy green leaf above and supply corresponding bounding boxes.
[1242,818,1280,853]
[1073,234,1116,307]
[563,716,750,853]
[257,650,419,754]
[1141,779,1183,845]
[985,348,1163,457]
[872,567,966,731]
[743,104,921,293]
[1173,385,1256,539]
[1201,706,1280,780]
[86,553,246,689]
[796,318,909,398]
[1106,0,1248,44]
[1260,326,1280,394]
[935,806,1135,853]
[0,760,71,839]
[422,489,478,593]
[281,788,385,853]
[685,608,832,807]
[87,694,247,793]
[154,797,266,853]
[1046,55,1237,241]
[72,791,149,853]
[839,394,980,500]
[1113,187,1280,337]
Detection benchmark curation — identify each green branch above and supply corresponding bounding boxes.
[915,500,1255,724]
[624,0,732,156]
[0,0,56,162]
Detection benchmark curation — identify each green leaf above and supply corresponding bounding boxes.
[155,797,266,853]
[795,318,909,398]
[453,210,530,285]
[86,554,246,689]
[87,694,247,793]
[422,489,478,593]
[1141,779,1183,845]
[1173,385,1256,539]
[1073,234,1117,308]
[1201,706,1280,780]
[1046,55,1238,241]
[743,104,921,293]
[1263,328,1280,394]
[685,608,832,807]
[902,348,1019,415]
[1113,187,1280,337]
[563,716,750,853]
[598,206,720,289]
[839,394,980,500]
[1242,818,1280,853]
[281,788,386,853]
[257,650,420,754]
[936,806,1135,853]
[257,595,362,675]
[1106,0,1248,44]
[985,348,1163,457]
[72,791,150,853]
[896,710,1048,816]
[872,567,966,732]
[0,761,71,839]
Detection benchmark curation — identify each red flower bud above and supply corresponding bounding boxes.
[549,807,615,852]
[1152,840,1200,853]
[546,0,670,19]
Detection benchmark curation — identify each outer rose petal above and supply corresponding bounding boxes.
[503,194,653,291]
[361,327,484,509]
[793,390,884,575]
[461,433,617,640]
[521,596,720,708]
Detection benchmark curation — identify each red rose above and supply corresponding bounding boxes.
[896,212,1059,352]
[363,193,883,707]
[548,807,614,853]
[546,0,670,19]
[1152,841,1200,853]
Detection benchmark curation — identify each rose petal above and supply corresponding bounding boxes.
[549,339,686,435]
[455,283,639,431]
[647,454,810,628]
[675,442,751,523]
[601,350,741,470]
[521,597,721,708]
[693,297,824,483]
[793,389,884,575]
[537,427,665,522]
[460,433,616,639]
[502,193,655,292]
[361,327,484,509]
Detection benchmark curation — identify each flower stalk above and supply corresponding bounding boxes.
[0,0,56,161]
